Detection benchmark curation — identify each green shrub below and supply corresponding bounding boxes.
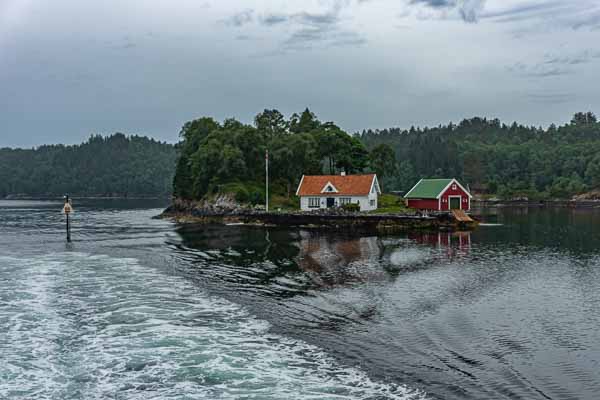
[342,203,360,212]
[271,195,299,210]
[378,193,403,208]
[249,188,264,205]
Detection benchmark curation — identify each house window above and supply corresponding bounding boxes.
[452,184,457,190]
[308,198,320,208]
[370,200,375,207]
[323,183,337,193]
[340,198,352,205]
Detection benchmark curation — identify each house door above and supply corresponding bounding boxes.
[449,197,461,210]
[326,198,335,208]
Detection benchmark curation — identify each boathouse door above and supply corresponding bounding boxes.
[326,198,335,208]
[449,196,461,210]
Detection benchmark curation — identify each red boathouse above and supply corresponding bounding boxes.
[404,178,472,211]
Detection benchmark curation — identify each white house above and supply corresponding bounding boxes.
[295,173,381,212]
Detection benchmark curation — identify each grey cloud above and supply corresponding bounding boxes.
[571,10,600,30]
[225,9,254,27]
[283,28,365,50]
[481,1,567,22]
[295,10,340,26]
[507,62,571,78]
[458,0,486,23]
[3,0,599,148]
[329,31,366,47]
[256,1,365,51]
[543,49,600,66]
[508,48,600,78]
[481,1,600,31]
[259,8,340,28]
[409,0,486,23]
[410,0,453,8]
[260,14,289,26]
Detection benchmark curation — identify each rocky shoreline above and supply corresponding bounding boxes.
[160,197,479,233]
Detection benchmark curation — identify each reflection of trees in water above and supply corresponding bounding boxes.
[175,225,394,291]
[173,225,309,297]
[174,225,475,299]
[176,224,301,264]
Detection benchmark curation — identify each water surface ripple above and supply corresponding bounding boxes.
[1,200,599,399]
[0,200,421,400]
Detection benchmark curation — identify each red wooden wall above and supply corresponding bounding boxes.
[406,199,439,210]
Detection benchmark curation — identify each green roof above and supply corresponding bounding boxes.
[404,179,454,199]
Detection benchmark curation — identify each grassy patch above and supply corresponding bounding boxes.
[215,181,299,211]
[270,194,299,211]
[371,193,409,214]
[219,182,265,205]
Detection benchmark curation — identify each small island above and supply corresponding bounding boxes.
[162,108,478,232]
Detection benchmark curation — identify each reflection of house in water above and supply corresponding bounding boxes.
[297,231,388,287]
[408,231,471,257]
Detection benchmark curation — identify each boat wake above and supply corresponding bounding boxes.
[0,252,425,400]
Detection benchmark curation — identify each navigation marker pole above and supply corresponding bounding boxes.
[265,149,269,213]
[63,195,73,243]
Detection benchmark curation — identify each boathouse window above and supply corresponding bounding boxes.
[308,198,320,208]
[452,184,457,190]
[370,200,375,207]
[340,198,352,205]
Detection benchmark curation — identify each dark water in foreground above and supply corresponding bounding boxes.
[1,200,599,399]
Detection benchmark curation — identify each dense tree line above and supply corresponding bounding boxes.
[360,112,600,199]
[173,109,382,202]
[0,134,177,197]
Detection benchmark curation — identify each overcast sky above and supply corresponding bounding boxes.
[1,0,599,147]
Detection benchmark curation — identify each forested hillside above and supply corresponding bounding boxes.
[7,110,597,201]
[173,109,600,202]
[360,112,600,199]
[0,134,177,198]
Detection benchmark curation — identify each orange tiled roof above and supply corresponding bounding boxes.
[296,174,376,196]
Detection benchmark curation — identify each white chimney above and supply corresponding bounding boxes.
[341,171,346,176]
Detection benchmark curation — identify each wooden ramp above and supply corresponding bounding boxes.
[452,209,474,223]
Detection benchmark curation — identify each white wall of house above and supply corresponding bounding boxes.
[300,194,377,212]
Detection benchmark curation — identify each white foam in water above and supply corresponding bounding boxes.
[0,253,426,400]
[390,248,432,267]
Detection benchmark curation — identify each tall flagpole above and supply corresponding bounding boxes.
[265,149,269,213]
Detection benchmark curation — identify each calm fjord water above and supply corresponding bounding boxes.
[1,200,599,399]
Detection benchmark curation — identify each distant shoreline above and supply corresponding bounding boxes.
[5,195,599,209]
[473,199,600,209]
[2,195,171,201]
